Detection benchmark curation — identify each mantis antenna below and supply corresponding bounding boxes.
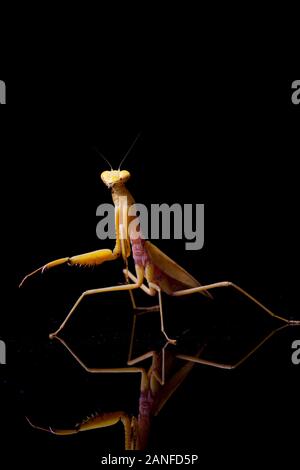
[94,147,113,170]
[118,133,141,170]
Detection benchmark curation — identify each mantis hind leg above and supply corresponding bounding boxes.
[172,281,300,325]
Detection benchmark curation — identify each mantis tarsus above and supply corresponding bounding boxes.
[19,139,300,341]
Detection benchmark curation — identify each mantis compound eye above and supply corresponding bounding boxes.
[100,171,113,186]
[119,170,131,182]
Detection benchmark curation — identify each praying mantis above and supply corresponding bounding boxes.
[19,138,300,342]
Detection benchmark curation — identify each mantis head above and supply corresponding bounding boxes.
[98,134,140,188]
[101,170,131,188]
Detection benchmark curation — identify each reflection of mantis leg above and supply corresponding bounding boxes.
[153,342,207,417]
[26,413,135,450]
[127,316,168,385]
[176,324,291,370]
[127,307,178,385]
[49,265,145,339]
[172,282,300,325]
[54,336,149,391]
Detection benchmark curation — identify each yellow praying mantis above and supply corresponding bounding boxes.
[25,312,299,450]
[19,137,300,342]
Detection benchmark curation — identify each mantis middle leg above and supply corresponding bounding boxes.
[48,264,145,339]
[123,268,177,344]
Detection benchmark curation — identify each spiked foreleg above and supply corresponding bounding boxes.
[27,412,135,450]
[19,249,120,287]
[19,208,125,287]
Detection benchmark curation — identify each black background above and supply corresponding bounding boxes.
[0,76,299,467]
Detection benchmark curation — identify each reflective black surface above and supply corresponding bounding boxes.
[1,282,299,464]
[1,77,299,466]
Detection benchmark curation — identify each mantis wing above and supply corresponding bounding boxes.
[145,241,212,298]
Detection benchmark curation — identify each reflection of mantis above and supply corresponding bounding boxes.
[26,317,299,450]
[26,312,205,450]
[19,138,300,342]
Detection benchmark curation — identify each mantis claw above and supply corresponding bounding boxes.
[26,416,54,434]
[19,266,44,288]
[162,333,177,345]
[168,339,177,345]
[19,257,69,287]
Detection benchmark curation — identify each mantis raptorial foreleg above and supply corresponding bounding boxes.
[19,209,127,288]
[26,412,135,450]
[19,249,120,288]
[172,282,300,325]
